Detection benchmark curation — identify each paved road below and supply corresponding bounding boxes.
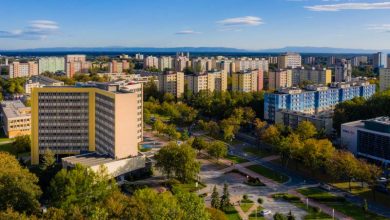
[226,138,390,218]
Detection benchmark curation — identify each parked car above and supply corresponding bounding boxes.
[260,210,272,216]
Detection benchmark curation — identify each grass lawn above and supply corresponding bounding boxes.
[272,193,332,219]
[172,182,206,193]
[332,182,390,209]
[225,154,249,164]
[240,198,254,212]
[248,206,265,220]
[224,206,241,220]
[0,142,15,155]
[246,165,289,183]
[242,147,273,158]
[298,187,388,220]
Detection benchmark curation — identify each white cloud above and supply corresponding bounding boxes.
[175,30,201,35]
[367,24,390,32]
[217,16,263,26]
[305,2,390,11]
[0,20,59,40]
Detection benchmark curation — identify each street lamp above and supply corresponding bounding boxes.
[306,198,309,209]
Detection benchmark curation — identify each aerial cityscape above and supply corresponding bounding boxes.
[1,1,390,220]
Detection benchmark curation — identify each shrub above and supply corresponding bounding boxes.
[312,206,321,213]
[257,197,263,204]
[272,193,300,201]
[243,194,248,200]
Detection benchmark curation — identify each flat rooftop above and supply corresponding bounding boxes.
[28,75,63,85]
[62,153,115,167]
[366,117,390,126]
[1,100,31,119]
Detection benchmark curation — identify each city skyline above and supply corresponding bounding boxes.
[0,0,390,50]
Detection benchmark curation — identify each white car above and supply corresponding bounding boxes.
[260,210,272,216]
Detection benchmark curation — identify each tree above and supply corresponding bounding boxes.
[207,207,227,220]
[192,137,207,153]
[163,93,175,103]
[0,208,36,220]
[12,135,31,156]
[207,141,228,162]
[274,212,287,220]
[261,125,281,145]
[211,185,220,209]
[327,150,358,191]
[48,165,118,216]
[278,134,303,167]
[155,142,200,183]
[296,121,317,140]
[220,183,230,211]
[41,149,56,170]
[287,210,296,220]
[0,152,42,214]
[301,139,335,173]
[164,124,181,140]
[127,188,209,220]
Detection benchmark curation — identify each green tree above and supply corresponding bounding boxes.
[296,121,317,140]
[211,185,220,209]
[207,207,227,220]
[220,183,230,211]
[12,135,31,156]
[192,137,207,153]
[261,125,281,145]
[274,212,287,220]
[41,149,56,171]
[0,152,42,214]
[207,141,228,162]
[48,165,118,216]
[327,150,358,191]
[278,134,303,167]
[155,143,200,182]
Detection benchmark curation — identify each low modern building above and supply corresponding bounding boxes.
[275,110,333,135]
[264,82,376,122]
[24,75,64,94]
[31,81,143,166]
[380,68,390,92]
[341,117,390,165]
[0,100,31,138]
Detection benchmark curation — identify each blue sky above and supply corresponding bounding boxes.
[0,0,389,50]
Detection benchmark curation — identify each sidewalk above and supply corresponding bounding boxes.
[288,189,352,220]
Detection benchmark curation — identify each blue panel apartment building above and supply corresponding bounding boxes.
[264,82,376,122]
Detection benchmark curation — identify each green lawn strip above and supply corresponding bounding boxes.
[172,182,206,193]
[246,165,289,183]
[225,154,249,164]
[298,187,388,220]
[223,206,241,220]
[326,202,388,220]
[242,147,273,158]
[0,142,16,155]
[248,206,265,220]
[272,193,332,220]
[332,182,390,209]
[239,198,254,212]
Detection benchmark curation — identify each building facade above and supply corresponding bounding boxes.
[0,100,31,138]
[24,75,65,94]
[278,53,302,69]
[185,71,228,93]
[335,59,352,82]
[264,82,376,122]
[373,52,387,68]
[31,82,143,165]
[341,117,390,165]
[9,61,39,78]
[292,67,332,86]
[157,71,185,97]
[65,55,89,77]
[268,69,292,90]
[232,70,263,92]
[380,68,390,92]
[38,57,65,74]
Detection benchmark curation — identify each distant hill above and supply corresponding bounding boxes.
[259,46,388,54]
[4,47,248,53]
[1,46,389,54]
